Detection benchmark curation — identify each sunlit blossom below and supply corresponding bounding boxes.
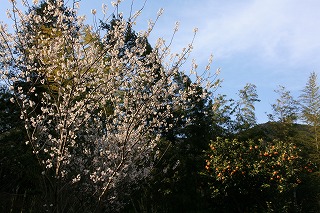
[0,0,218,206]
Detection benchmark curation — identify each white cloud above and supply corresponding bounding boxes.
[188,0,320,67]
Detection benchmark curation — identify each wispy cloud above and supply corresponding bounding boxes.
[147,0,320,71]
[185,0,320,67]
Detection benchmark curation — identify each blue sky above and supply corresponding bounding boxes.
[2,0,320,123]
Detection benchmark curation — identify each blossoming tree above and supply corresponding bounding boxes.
[0,0,217,209]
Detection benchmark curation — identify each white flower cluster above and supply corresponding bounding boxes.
[0,0,219,202]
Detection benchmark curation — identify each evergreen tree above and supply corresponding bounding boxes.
[211,94,236,137]
[269,85,299,124]
[234,83,260,133]
[268,85,299,141]
[299,72,320,151]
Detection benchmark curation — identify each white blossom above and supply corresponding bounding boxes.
[0,0,219,206]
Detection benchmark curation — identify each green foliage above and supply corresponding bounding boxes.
[212,84,260,137]
[204,137,308,212]
[211,94,236,136]
[299,71,320,151]
[234,83,260,132]
[268,85,299,124]
[299,72,320,123]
